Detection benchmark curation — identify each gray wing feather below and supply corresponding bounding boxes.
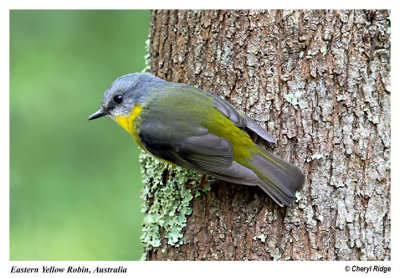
[172,133,259,185]
[246,118,277,143]
[175,156,259,186]
[139,123,258,185]
[204,91,277,143]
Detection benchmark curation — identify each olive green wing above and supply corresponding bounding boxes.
[138,120,259,185]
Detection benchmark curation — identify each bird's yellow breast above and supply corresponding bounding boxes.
[115,104,179,166]
[115,105,144,149]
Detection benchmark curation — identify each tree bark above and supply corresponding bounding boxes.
[142,9,390,261]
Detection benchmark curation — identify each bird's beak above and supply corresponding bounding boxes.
[88,108,107,120]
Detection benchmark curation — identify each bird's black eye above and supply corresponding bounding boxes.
[113,95,123,104]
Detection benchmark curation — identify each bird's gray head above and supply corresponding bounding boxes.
[88,73,165,121]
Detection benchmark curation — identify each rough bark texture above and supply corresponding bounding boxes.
[144,9,390,261]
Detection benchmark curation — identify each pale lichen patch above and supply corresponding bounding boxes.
[139,151,205,251]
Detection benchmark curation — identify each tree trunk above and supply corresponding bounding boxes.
[141,9,390,261]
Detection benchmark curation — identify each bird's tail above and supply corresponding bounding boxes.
[247,147,305,206]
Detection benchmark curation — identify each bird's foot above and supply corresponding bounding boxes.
[184,175,217,189]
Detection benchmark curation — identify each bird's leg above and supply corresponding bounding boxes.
[184,175,217,189]
[198,175,217,187]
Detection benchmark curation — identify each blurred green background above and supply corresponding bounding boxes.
[10,10,150,260]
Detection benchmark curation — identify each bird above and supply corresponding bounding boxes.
[88,73,304,206]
